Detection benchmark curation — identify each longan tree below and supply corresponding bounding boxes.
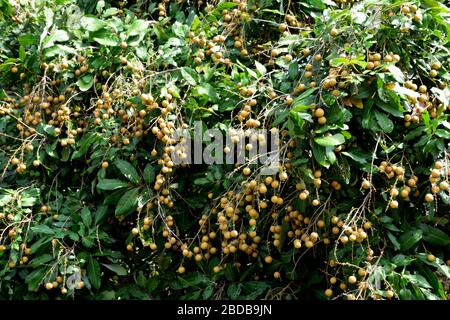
[0,0,449,300]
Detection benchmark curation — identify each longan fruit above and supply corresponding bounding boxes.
[386,290,394,299]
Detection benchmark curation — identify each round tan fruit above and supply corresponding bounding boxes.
[361,180,371,189]
[314,108,325,118]
[348,275,357,284]
[425,193,434,203]
[386,290,394,299]
[389,200,399,209]
[330,27,338,37]
[318,117,327,125]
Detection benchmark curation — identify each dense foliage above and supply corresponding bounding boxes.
[1,0,450,300]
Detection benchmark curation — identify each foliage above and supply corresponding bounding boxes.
[0,0,450,300]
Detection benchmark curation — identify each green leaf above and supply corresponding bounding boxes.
[341,150,369,164]
[227,283,242,299]
[311,142,330,168]
[18,34,38,46]
[291,88,317,110]
[88,257,101,290]
[143,164,155,184]
[115,188,139,216]
[19,45,26,62]
[329,57,348,67]
[376,99,404,118]
[194,83,219,102]
[97,179,129,190]
[180,67,198,86]
[215,2,238,11]
[127,19,150,36]
[374,110,394,133]
[194,177,210,185]
[387,65,405,83]
[325,146,337,164]
[77,74,94,91]
[399,229,423,250]
[94,205,109,225]
[314,134,345,147]
[435,129,450,139]
[392,254,415,267]
[420,224,450,246]
[81,207,92,227]
[102,263,128,276]
[102,7,120,17]
[71,132,100,160]
[431,87,449,108]
[42,29,69,49]
[30,238,51,255]
[80,16,107,32]
[31,225,55,235]
[172,21,188,38]
[254,60,267,75]
[203,285,214,299]
[25,268,47,291]
[115,159,140,184]
[417,264,446,299]
[92,30,119,47]
[29,254,54,267]
[387,232,401,250]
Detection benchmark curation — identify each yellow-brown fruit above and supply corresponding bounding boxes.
[271,49,280,57]
[330,27,338,37]
[358,269,366,277]
[318,116,327,125]
[431,61,442,70]
[348,275,357,284]
[386,290,394,299]
[361,180,371,189]
[314,108,325,118]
